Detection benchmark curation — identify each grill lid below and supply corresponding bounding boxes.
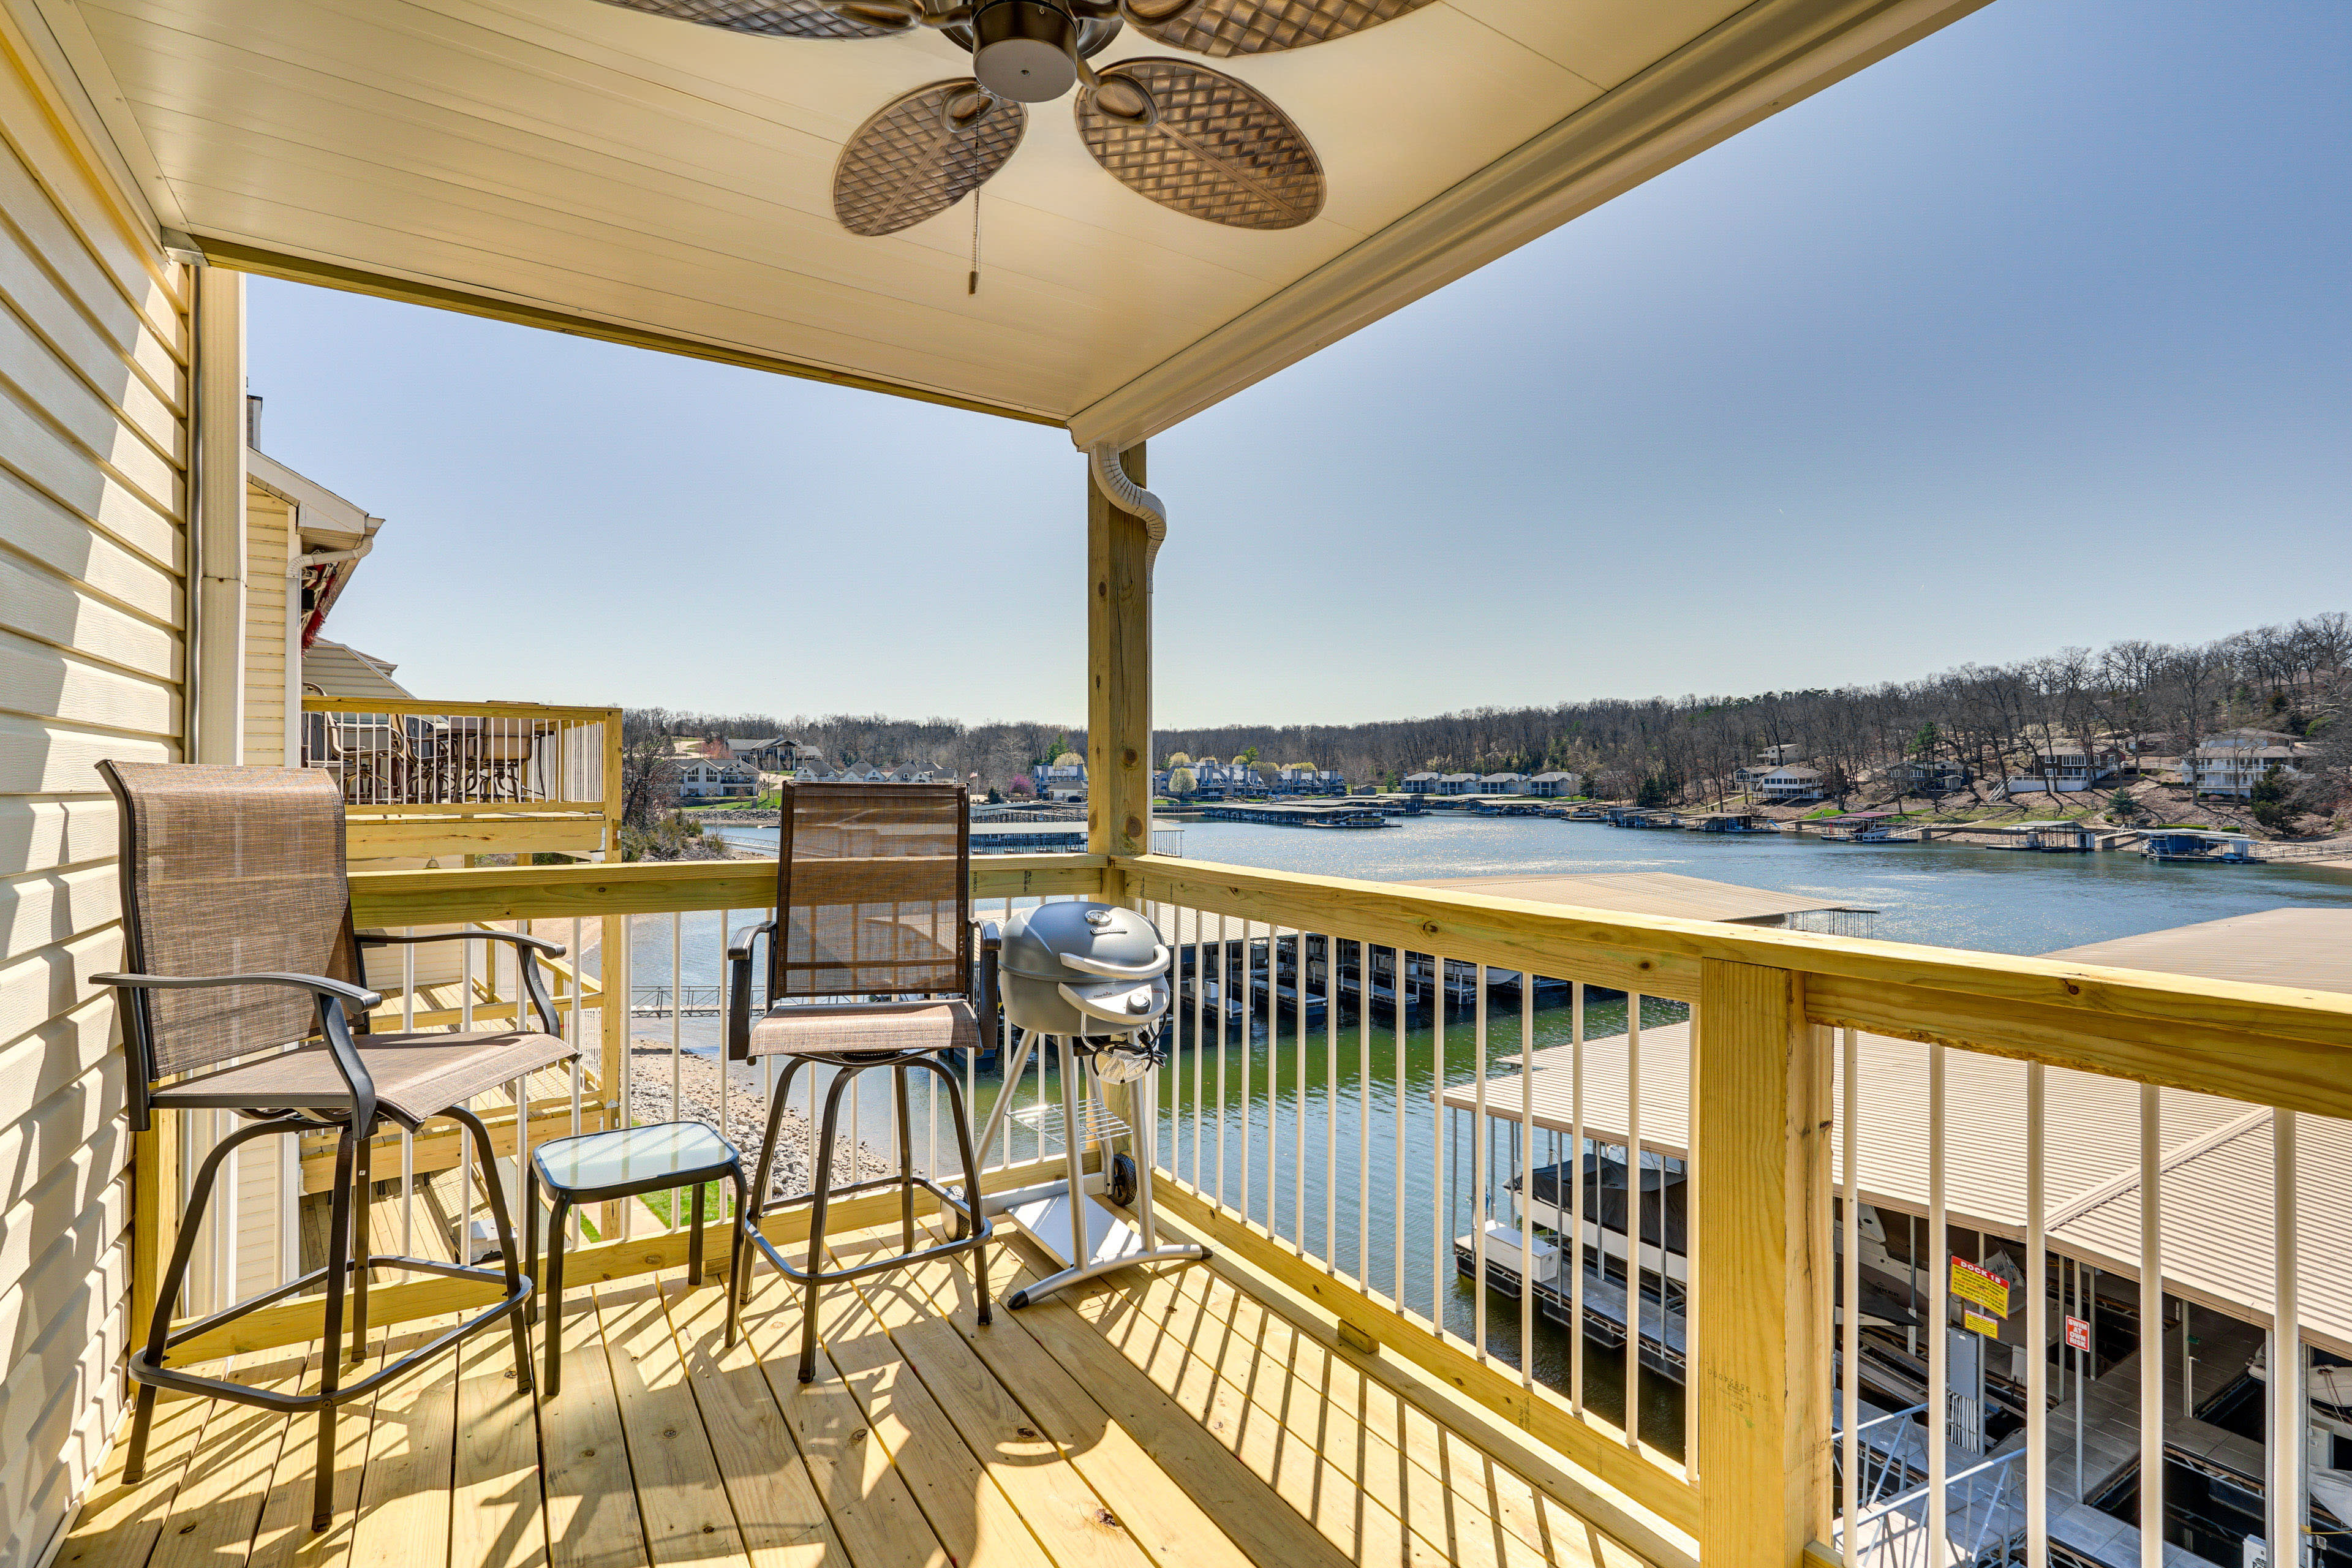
[1000,902,1170,1035]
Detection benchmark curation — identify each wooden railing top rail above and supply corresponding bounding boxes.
[346,853,1110,925]
[301,696,622,721]
[1119,854,2352,1118]
[349,851,2352,1115]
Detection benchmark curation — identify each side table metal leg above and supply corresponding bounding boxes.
[545,1197,568,1398]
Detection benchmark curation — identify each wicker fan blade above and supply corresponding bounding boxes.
[1125,0,1433,58]
[1074,59,1321,230]
[834,82,1028,237]
[594,0,901,42]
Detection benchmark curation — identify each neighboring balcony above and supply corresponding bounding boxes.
[301,695,622,864]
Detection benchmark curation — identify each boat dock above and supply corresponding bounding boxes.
[1196,800,1390,827]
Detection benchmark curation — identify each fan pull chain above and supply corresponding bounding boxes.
[968,170,982,295]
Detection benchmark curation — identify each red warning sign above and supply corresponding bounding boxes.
[2065,1316,2091,1352]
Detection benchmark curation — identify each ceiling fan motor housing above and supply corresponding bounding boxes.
[971,0,1080,102]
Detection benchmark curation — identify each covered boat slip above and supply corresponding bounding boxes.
[59,1215,1656,1568]
[1441,910,2352,1352]
[1439,910,2352,1568]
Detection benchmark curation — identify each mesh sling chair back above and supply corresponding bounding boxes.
[92,761,576,1532]
[725,782,997,1382]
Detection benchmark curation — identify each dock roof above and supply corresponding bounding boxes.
[1405,870,1875,924]
[1442,907,2352,1351]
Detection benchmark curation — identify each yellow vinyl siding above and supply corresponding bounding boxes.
[242,490,289,766]
[0,12,190,1566]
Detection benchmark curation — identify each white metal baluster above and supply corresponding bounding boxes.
[1431,954,1446,1330]
[1324,934,1336,1266]
[719,910,733,1173]
[670,913,684,1123]
[1520,974,1535,1385]
[1841,1028,1859,1551]
[1571,981,1585,1414]
[1930,1045,1948,1562]
[1029,970,1046,1165]
[997,897,1012,1172]
[1268,927,1281,1237]
[1626,992,1642,1449]
[1193,909,1205,1188]
[1238,921,1253,1226]
[461,938,475,1265]
[2028,1061,2048,1568]
[1393,946,1406,1309]
[1359,940,1373,1290]
[2272,1109,2301,1568]
[2139,1084,2162,1568]
[669,911,684,1234]
[1216,914,1229,1209]
[570,916,584,1137]
[1294,930,1306,1248]
[401,937,416,1265]
[1473,965,1489,1360]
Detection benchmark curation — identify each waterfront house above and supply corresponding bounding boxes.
[2182,730,2312,797]
[1884,759,1969,792]
[13,15,2337,1568]
[1756,766,1825,801]
[1527,771,1584,797]
[1275,764,1348,796]
[715,736,800,772]
[1438,772,1481,795]
[2004,743,2120,794]
[1481,771,1531,794]
[1402,771,1441,794]
[1037,752,1089,801]
[675,756,758,799]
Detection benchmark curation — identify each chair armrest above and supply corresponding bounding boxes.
[726,921,777,1063]
[725,919,775,965]
[358,929,566,957]
[353,929,566,1035]
[92,971,384,1009]
[94,971,385,1129]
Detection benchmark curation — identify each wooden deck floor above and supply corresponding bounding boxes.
[60,1219,1653,1568]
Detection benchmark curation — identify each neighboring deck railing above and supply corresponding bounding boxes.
[142,851,2352,1568]
[299,696,621,862]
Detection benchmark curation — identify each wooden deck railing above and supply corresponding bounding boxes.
[299,696,622,862]
[150,851,2352,1568]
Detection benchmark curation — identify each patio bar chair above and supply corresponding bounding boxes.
[93,761,576,1533]
[725,782,997,1382]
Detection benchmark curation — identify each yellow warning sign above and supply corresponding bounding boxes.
[1962,1309,2001,1338]
[1950,1257,2010,1317]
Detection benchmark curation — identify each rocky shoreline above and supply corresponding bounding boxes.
[624,1044,891,1197]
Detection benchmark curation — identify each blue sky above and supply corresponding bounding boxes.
[249,1,2352,729]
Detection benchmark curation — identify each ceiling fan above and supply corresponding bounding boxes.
[597,1,1432,235]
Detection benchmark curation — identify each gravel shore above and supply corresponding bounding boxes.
[625,1044,891,1198]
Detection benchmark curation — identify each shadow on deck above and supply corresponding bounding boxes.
[60,1221,1657,1568]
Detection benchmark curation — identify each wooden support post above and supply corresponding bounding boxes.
[1694,957,1831,1568]
[1088,443,1152,1144]
[1087,442,1152,880]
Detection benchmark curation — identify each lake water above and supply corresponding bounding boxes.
[687,816,2352,1453]
[721,811,2352,952]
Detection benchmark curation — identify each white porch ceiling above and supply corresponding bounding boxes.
[39,0,1986,441]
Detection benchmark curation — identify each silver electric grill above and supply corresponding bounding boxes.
[966,901,1208,1306]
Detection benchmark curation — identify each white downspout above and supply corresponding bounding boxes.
[290,539,374,576]
[1088,442,1165,579]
